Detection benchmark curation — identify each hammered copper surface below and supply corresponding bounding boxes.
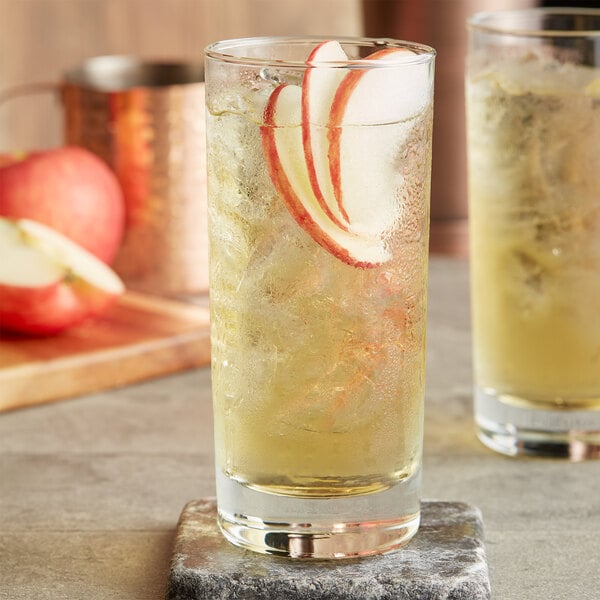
[63,58,208,297]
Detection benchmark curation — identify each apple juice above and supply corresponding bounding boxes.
[207,85,432,498]
[468,54,600,407]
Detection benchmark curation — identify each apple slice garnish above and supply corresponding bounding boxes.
[302,40,350,230]
[328,47,430,236]
[261,84,391,268]
[0,217,125,335]
[261,43,431,267]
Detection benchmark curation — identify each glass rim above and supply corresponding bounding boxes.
[467,7,600,38]
[204,36,436,68]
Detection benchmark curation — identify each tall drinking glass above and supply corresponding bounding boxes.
[205,37,435,557]
[467,10,600,459]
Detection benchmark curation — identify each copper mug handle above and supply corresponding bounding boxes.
[0,81,60,106]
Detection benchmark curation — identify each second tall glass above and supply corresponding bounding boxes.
[205,37,435,558]
[467,9,600,459]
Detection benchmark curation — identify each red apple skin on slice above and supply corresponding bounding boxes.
[328,47,430,237]
[0,277,115,336]
[302,40,350,229]
[0,217,124,336]
[260,84,391,269]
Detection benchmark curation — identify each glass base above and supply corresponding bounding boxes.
[475,386,600,460]
[215,469,421,559]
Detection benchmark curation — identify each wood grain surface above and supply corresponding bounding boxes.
[0,292,210,412]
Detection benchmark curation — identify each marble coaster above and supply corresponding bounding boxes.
[166,498,491,600]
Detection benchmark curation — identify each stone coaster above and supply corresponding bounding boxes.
[166,498,491,600]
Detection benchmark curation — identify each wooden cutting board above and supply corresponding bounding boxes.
[0,292,211,413]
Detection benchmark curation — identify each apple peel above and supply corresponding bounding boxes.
[0,217,124,335]
[261,84,391,268]
[262,42,431,267]
[303,40,351,229]
[0,146,125,264]
[328,47,430,237]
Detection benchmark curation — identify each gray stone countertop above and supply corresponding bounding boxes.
[1,257,599,600]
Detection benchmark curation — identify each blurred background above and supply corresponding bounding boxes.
[1,0,580,256]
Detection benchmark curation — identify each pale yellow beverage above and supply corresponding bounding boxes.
[467,9,600,459]
[205,37,435,556]
[207,98,431,495]
[468,56,600,406]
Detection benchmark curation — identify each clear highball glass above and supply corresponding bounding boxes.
[205,36,435,557]
[467,9,600,459]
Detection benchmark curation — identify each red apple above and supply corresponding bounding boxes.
[0,217,124,335]
[0,152,25,169]
[0,146,125,264]
[261,84,391,268]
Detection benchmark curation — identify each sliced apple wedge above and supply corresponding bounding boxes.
[330,47,428,127]
[328,47,430,236]
[261,84,391,268]
[302,40,350,229]
[0,217,125,335]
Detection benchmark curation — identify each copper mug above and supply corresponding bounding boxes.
[59,55,208,297]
